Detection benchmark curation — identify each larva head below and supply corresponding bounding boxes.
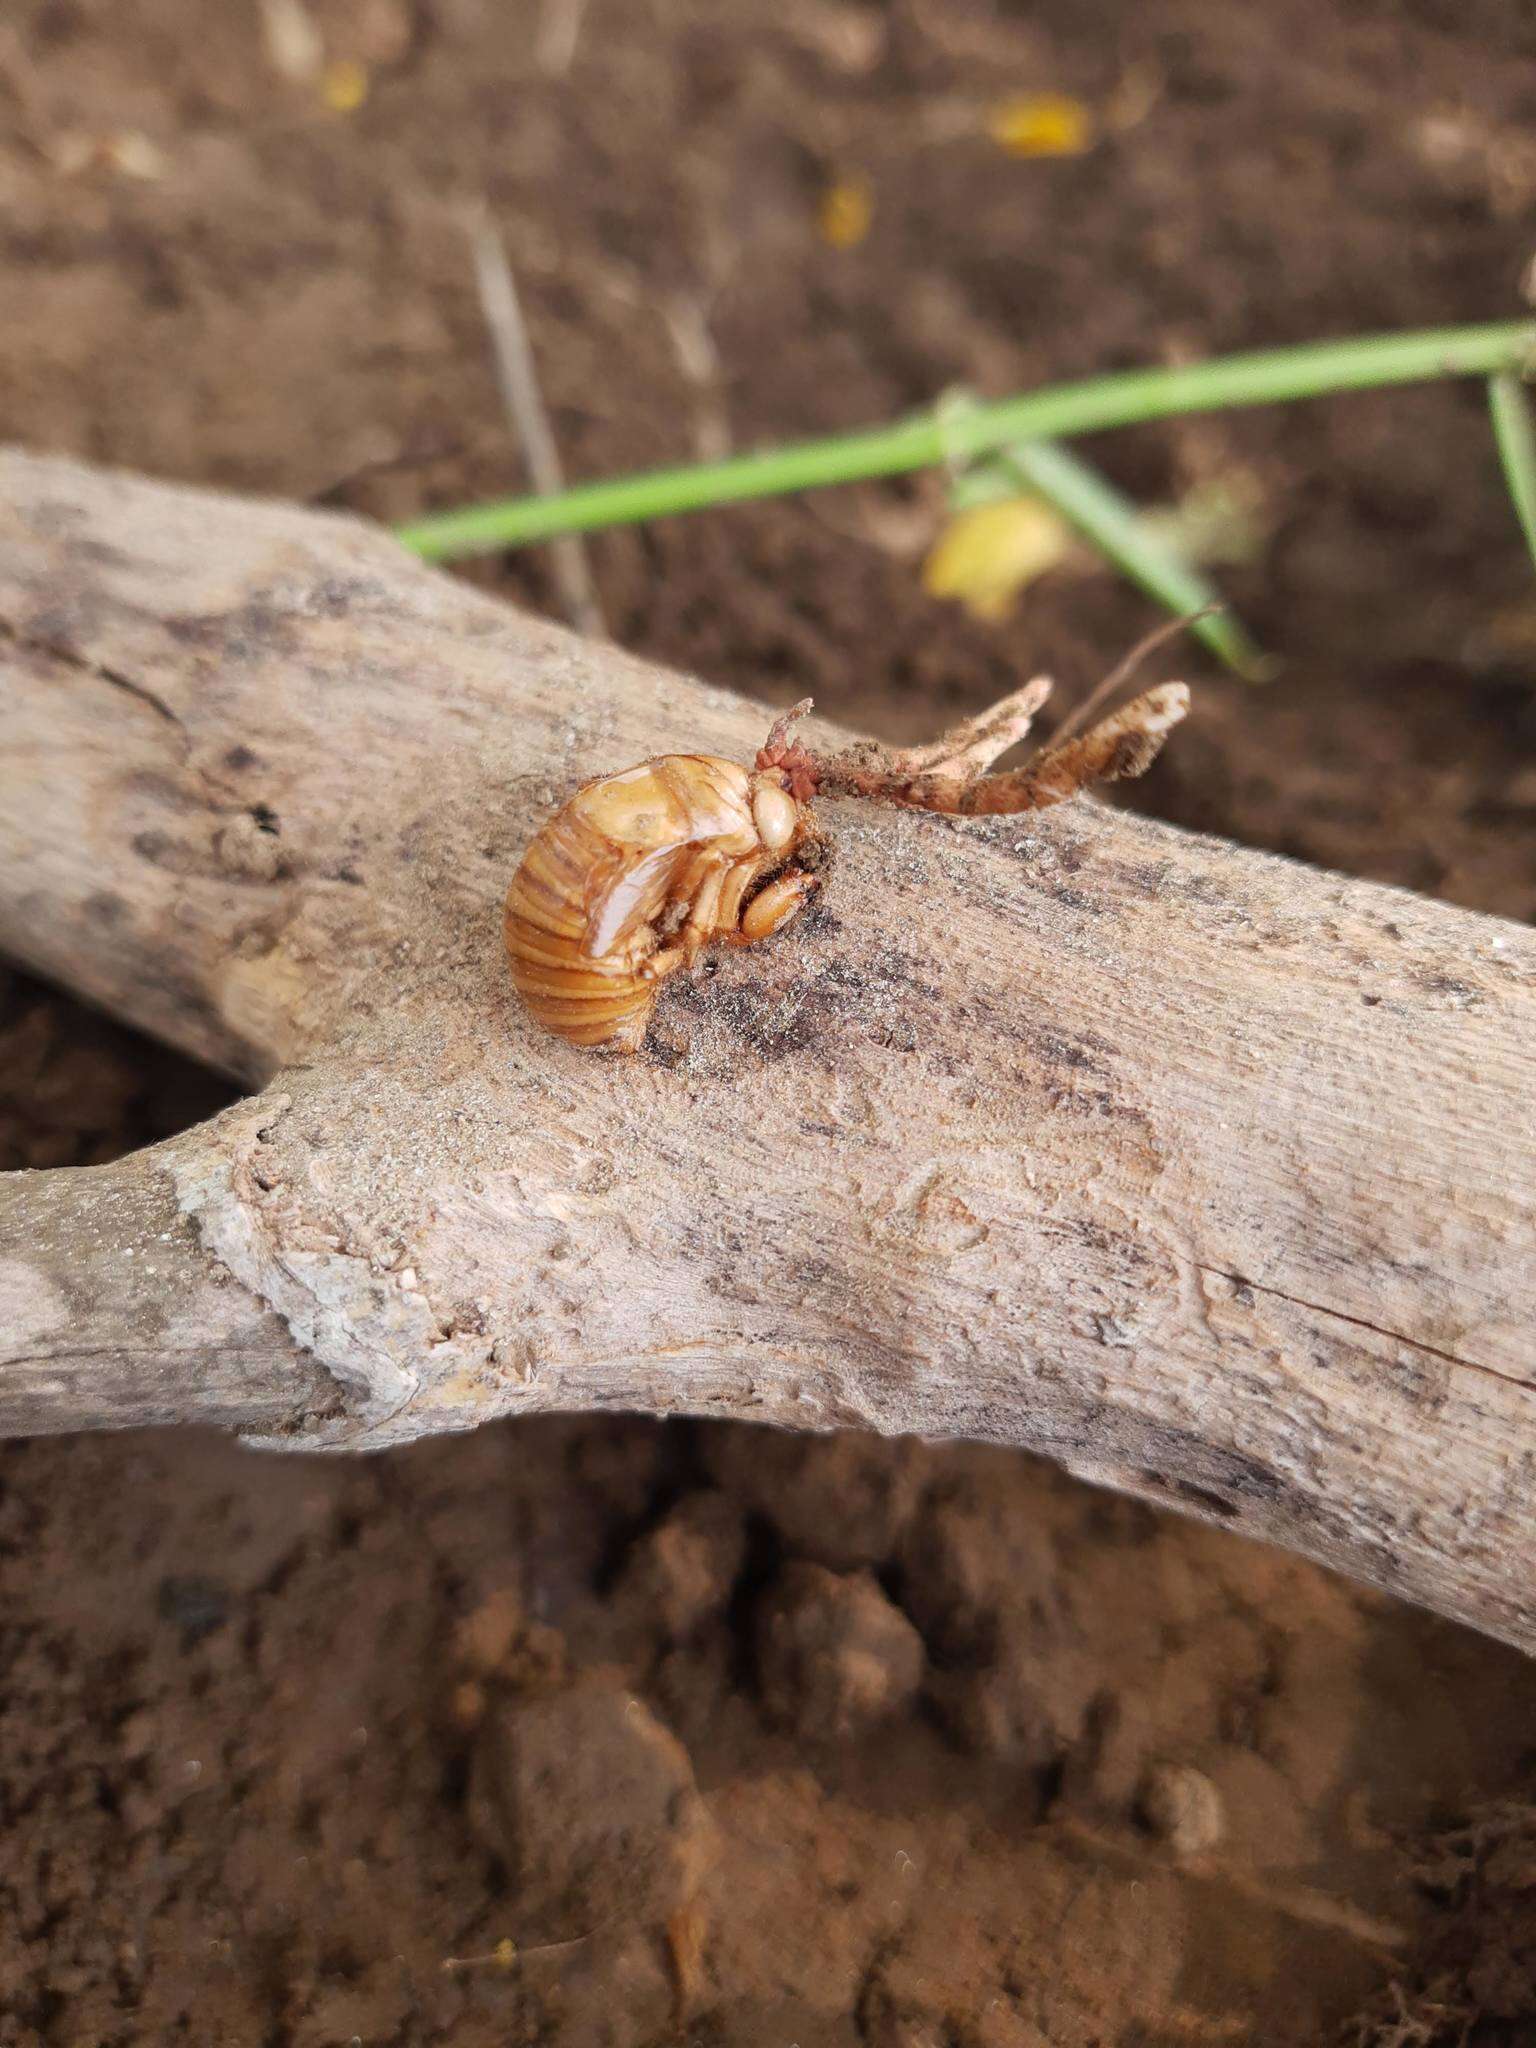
[749,772,805,856]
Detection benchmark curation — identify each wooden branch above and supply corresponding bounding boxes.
[0,1140,333,1436]
[1,448,1533,1652]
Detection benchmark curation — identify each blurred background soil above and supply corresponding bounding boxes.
[2,2,1536,2042]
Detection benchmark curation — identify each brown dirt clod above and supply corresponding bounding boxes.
[755,1561,926,1740]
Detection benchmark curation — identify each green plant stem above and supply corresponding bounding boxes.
[395,320,1534,561]
[1488,370,1536,575]
[987,440,1273,680]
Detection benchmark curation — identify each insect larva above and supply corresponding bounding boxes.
[505,751,817,1052]
[506,678,1188,1052]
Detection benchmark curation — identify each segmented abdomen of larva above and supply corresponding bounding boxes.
[505,756,755,1048]
[505,807,665,1046]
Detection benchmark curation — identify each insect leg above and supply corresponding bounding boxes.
[678,860,729,951]
[642,854,734,981]
[639,943,691,983]
[738,870,818,944]
[715,854,766,937]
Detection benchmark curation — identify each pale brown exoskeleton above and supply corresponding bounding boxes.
[505,674,1188,1051]
[505,753,820,1051]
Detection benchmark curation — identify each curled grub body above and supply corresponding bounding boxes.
[506,679,1188,1052]
[505,753,817,1050]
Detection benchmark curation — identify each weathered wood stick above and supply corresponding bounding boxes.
[1,449,1532,1650]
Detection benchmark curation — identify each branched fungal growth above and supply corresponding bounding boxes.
[506,675,1188,1051]
[757,677,1189,817]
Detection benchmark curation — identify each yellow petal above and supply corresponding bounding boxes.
[818,174,873,249]
[321,58,370,112]
[987,93,1093,159]
[923,497,1072,622]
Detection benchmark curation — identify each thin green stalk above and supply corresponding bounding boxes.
[984,439,1273,680]
[395,320,1534,561]
[1488,370,1536,575]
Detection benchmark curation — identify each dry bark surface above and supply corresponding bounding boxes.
[2,445,1533,1661]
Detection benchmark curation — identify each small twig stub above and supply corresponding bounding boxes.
[464,204,605,639]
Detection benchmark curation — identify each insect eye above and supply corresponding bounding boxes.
[752,779,798,854]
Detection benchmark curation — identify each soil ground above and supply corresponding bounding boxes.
[2,2,1536,2043]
